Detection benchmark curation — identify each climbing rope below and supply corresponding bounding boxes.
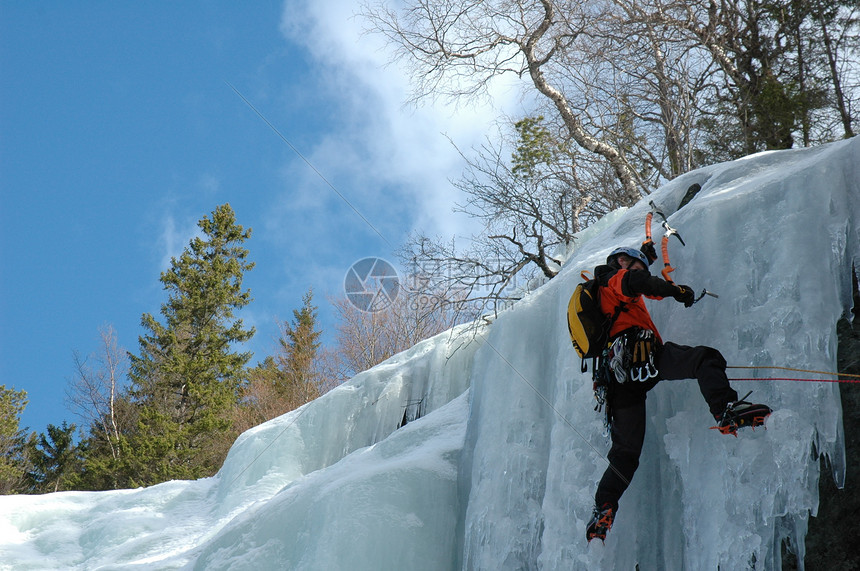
[727,365,860,384]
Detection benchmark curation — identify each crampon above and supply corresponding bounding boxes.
[586,504,614,543]
[711,391,772,436]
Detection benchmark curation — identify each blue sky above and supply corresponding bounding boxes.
[1,1,523,434]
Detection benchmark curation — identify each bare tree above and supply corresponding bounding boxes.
[365,0,859,315]
[632,0,859,155]
[327,286,467,382]
[362,0,721,314]
[366,0,860,168]
[401,111,643,316]
[813,1,859,139]
[66,325,129,460]
[363,0,646,202]
[593,0,719,176]
[232,357,291,434]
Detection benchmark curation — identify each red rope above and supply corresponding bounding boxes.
[729,377,860,384]
[726,366,860,384]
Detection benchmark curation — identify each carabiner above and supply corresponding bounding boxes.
[644,361,658,380]
[630,362,658,382]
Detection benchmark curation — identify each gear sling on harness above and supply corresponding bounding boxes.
[607,329,659,384]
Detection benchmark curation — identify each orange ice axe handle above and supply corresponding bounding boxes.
[641,212,656,262]
[645,212,653,243]
[661,235,675,283]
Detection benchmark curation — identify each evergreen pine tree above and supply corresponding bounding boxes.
[233,291,324,433]
[278,289,322,407]
[0,386,29,494]
[26,421,81,493]
[126,203,255,486]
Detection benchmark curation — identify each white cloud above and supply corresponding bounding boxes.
[244,0,537,347]
[278,0,530,241]
[158,213,201,271]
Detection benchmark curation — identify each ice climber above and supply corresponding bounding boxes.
[584,245,772,543]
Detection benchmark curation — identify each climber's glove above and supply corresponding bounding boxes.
[673,285,696,307]
[640,241,658,264]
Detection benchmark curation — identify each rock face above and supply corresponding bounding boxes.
[785,271,860,570]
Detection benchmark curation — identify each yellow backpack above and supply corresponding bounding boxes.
[567,272,626,370]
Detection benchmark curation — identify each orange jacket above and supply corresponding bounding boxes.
[596,265,680,344]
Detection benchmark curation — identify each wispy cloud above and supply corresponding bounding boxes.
[277,0,528,241]
[158,213,201,271]
[235,0,532,356]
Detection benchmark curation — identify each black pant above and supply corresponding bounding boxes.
[594,342,738,511]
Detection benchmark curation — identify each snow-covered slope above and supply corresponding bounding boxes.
[1,138,858,570]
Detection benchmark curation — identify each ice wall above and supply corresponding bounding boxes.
[0,138,858,570]
[462,137,860,570]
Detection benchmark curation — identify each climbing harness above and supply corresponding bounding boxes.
[603,329,660,384]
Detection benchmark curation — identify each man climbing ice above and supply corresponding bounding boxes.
[584,245,772,543]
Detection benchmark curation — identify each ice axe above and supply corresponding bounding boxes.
[693,289,720,304]
[646,201,719,303]
[648,201,685,283]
